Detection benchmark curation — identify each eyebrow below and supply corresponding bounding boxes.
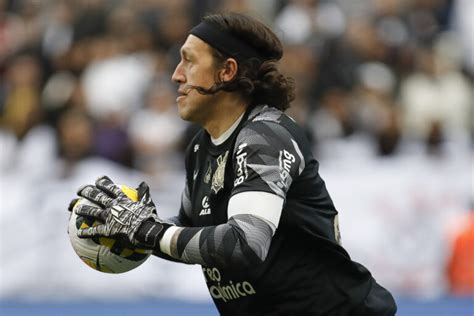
[181,47,194,59]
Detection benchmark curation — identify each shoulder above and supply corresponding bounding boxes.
[236,105,298,149]
[231,106,307,196]
[248,105,285,124]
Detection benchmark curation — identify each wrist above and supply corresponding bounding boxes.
[135,219,167,248]
[159,225,181,257]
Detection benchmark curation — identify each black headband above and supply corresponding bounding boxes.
[189,21,263,61]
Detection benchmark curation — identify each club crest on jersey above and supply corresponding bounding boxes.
[211,151,229,194]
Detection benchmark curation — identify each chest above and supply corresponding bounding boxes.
[189,148,236,227]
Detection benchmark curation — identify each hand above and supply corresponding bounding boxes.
[74,176,169,247]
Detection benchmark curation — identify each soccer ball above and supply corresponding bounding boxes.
[68,185,152,273]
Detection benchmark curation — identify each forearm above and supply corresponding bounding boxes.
[139,192,282,267]
[158,214,274,269]
[151,248,188,264]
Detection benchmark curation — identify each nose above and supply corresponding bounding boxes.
[172,61,185,84]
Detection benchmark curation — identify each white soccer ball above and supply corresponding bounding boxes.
[68,185,152,273]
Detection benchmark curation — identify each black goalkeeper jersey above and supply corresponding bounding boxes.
[176,105,396,316]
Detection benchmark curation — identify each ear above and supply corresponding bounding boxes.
[218,58,238,82]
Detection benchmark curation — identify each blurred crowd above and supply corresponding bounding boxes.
[0,0,472,178]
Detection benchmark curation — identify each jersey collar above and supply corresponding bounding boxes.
[210,112,245,146]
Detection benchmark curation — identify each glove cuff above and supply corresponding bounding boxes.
[135,219,168,249]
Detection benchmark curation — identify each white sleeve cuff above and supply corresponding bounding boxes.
[159,225,180,257]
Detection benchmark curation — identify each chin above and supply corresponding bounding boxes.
[177,108,190,121]
[177,104,194,122]
[177,95,209,124]
[179,113,193,122]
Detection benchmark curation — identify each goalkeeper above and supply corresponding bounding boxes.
[71,12,397,316]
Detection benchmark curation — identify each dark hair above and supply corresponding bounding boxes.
[193,13,295,111]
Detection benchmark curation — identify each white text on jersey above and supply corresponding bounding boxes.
[199,196,211,216]
[234,143,248,187]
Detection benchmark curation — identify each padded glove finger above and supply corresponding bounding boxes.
[137,181,155,207]
[95,175,123,198]
[77,224,107,238]
[68,198,80,212]
[75,203,107,222]
[77,185,114,208]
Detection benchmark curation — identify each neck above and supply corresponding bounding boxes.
[204,93,248,139]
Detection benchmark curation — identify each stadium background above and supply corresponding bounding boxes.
[0,0,472,315]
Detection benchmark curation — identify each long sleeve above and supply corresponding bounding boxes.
[164,213,274,270]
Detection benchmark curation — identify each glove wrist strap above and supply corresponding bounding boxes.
[135,219,167,249]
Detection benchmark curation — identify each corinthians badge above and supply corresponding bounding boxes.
[211,151,229,194]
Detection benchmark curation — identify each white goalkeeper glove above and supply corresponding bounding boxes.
[75,175,171,248]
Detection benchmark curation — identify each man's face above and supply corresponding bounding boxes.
[171,35,220,124]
